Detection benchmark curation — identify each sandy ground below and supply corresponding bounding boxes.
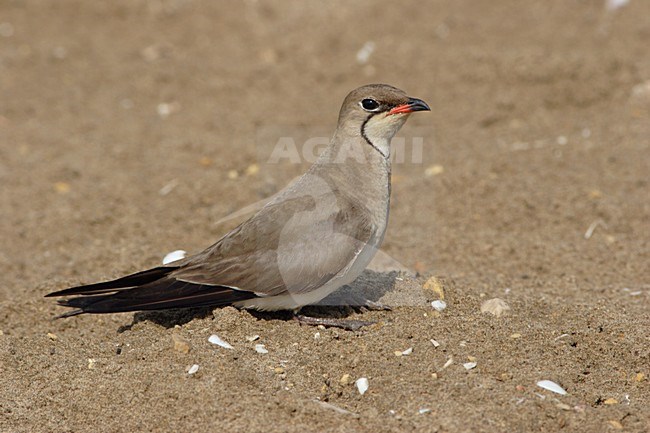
[1,1,649,432]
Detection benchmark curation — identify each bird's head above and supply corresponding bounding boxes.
[337,84,430,149]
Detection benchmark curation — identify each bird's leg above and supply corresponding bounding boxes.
[292,309,375,332]
[354,299,392,313]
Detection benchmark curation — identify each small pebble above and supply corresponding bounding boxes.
[430,339,440,348]
[54,182,71,194]
[254,344,268,354]
[431,300,447,312]
[199,156,213,167]
[480,298,510,317]
[47,332,58,340]
[635,372,645,382]
[424,165,444,177]
[423,276,445,299]
[418,408,431,415]
[274,367,285,374]
[355,41,375,64]
[227,170,239,179]
[245,335,260,342]
[607,420,624,430]
[208,334,233,350]
[245,164,260,176]
[187,364,199,375]
[172,334,191,354]
[340,374,352,386]
[87,358,97,369]
[603,398,618,405]
[442,358,453,369]
[510,333,522,339]
[355,377,369,395]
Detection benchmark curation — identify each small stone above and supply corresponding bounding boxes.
[467,356,477,362]
[254,344,268,354]
[227,169,239,179]
[54,182,71,194]
[430,339,440,348]
[87,358,97,369]
[199,156,213,167]
[556,402,572,411]
[480,298,510,317]
[245,163,260,176]
[510,333,522,339]
[589,189,603,199]
[431,373,438,379]
[157,102,180,118]
[274,367,285,374]
[47,332,58,340]
[245,335,260,342]
[607,420,624,430]
[172,334,191,354]
[635,372,645,382]
[187,364,199,375]
[424,165,444,177]
[603,398,618,405]
[340,374,352,386]
[423,276,445,299]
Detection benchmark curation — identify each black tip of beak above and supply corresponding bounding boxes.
[407,97,430,112]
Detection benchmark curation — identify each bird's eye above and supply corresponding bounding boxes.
[360,98,380,111]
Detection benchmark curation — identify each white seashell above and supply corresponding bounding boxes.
[208,334,233,350]
[418,408,431,414]
[355,377,369,395]
[245,335,260,342]
[401,347,413,356]
[463,362,477,370]
[431,300,447,312]
[254,344,268,354]
[430,339,440,348]
[537,380,567,395]
[187,364,199,375]
[162,250,186,265]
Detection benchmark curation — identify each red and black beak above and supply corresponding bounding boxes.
[388,97,430,115]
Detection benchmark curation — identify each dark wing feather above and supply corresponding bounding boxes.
[45,266,177,297]
[55,277,257,316]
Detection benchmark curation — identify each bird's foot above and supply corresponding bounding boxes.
[354,299,392,313]
[294,314,375,331]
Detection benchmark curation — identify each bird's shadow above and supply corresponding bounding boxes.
[117,270,397,332]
